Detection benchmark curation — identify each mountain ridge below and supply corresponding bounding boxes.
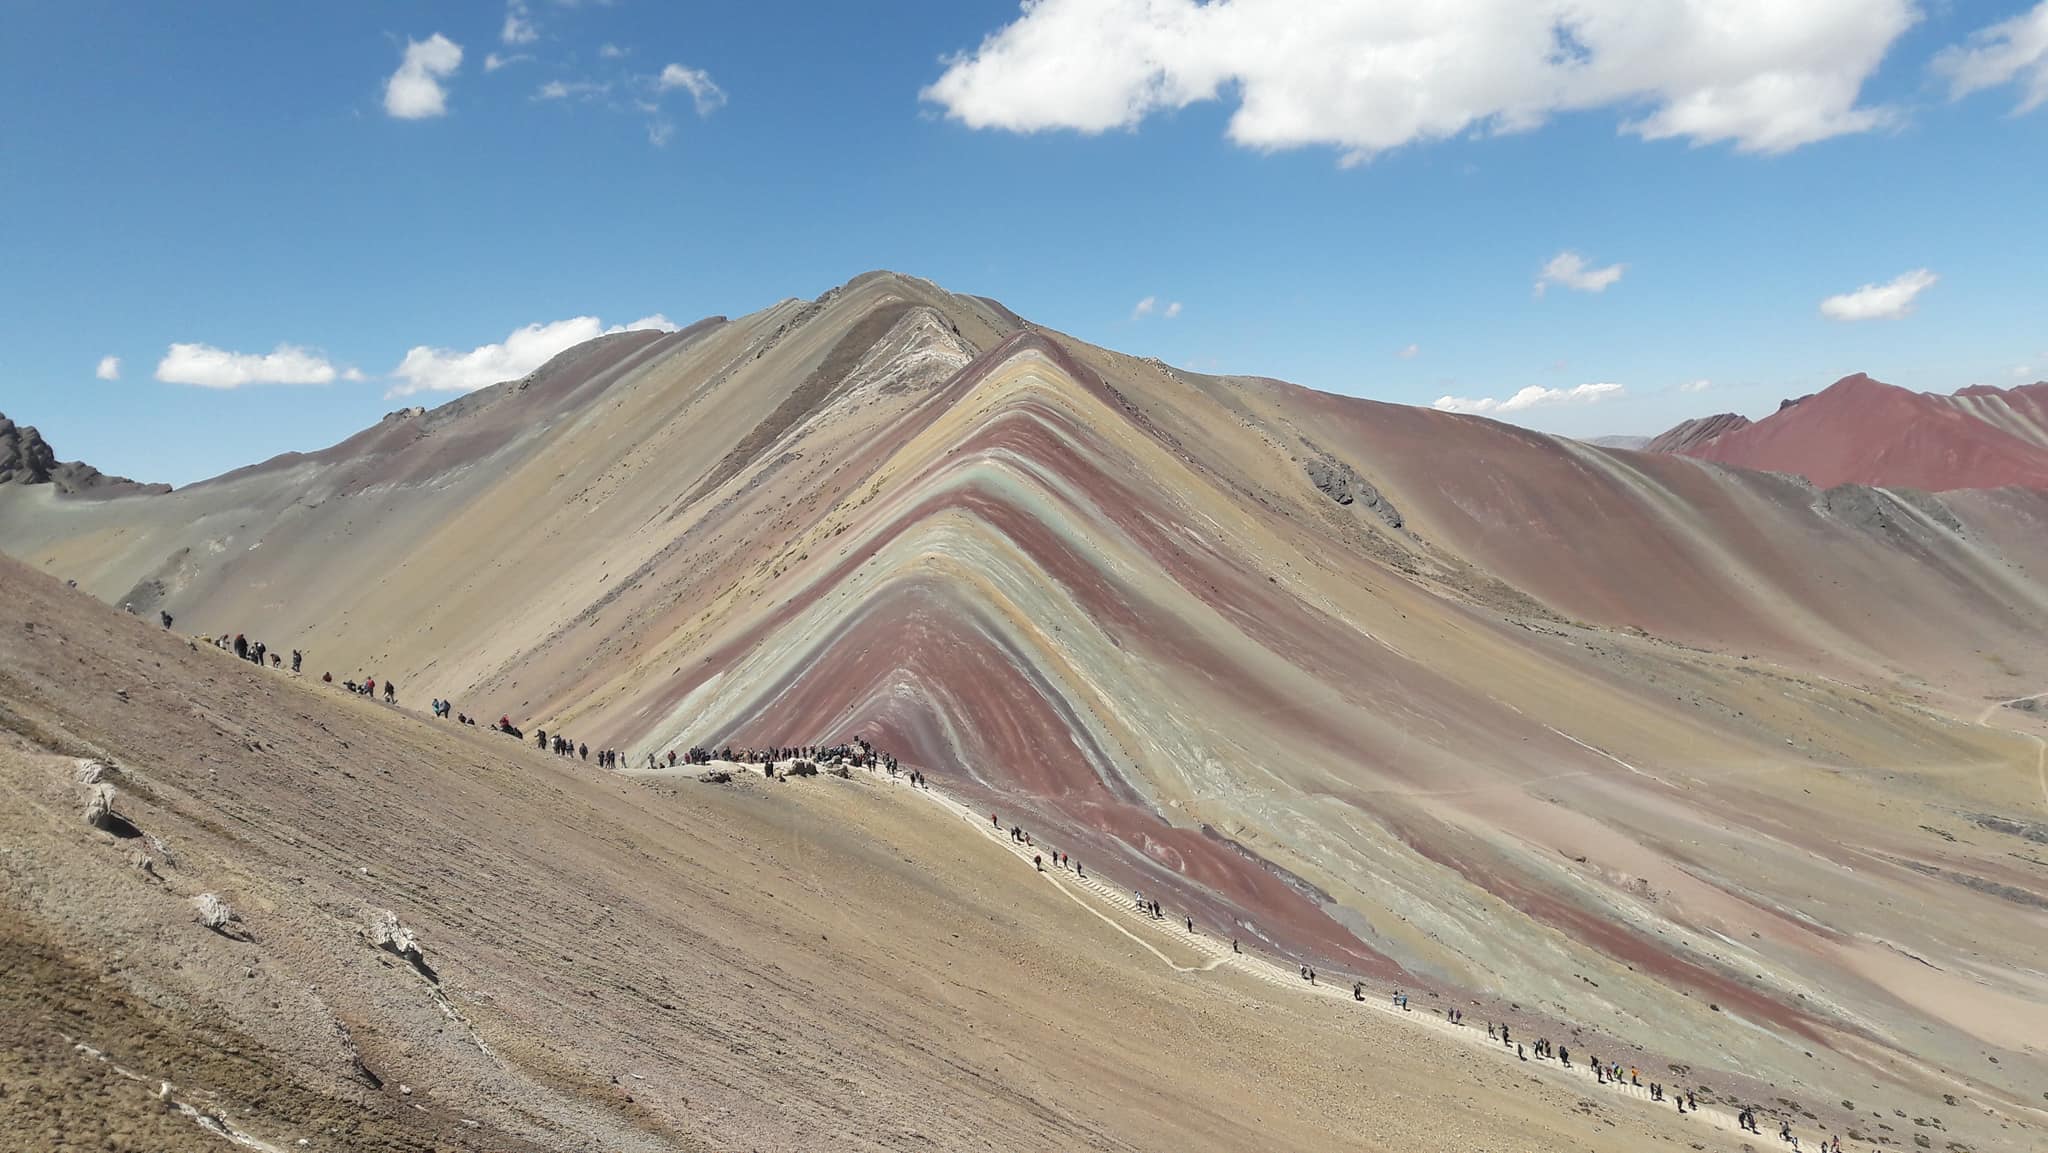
[4,270,2047,1128]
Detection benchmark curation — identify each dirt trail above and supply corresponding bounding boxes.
[1971,689,2048,808]
[899,774,1768,1147]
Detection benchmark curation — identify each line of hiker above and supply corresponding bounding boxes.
[976,792,1849,1153]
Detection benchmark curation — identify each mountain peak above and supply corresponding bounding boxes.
[0,411,167,496]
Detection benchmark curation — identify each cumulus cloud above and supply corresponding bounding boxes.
[95,356,121,381]
[1680,377,1712,393]
[599,42,628,59]
[387,313,678,397]
[1933,2,2048,114]
[658,64,726,115]
[1132,296,1184,319]
[1132,296,1156,318]
[1536,251,1625,296]
[155,343,344,389]
[385,33,463,120]
[923,0,1916,161]
[1433,382,1625,415]
[502,0,538,45]
[1398,343,1421,359]
[1164,300,1183,319]
[1819,268,1937,321]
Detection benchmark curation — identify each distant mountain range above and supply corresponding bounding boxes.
[1643,374,2048,491]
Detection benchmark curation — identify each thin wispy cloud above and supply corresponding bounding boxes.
[1397,343,1420,359]
[657,64,726,116]
[1819,268,1937,321]
[1536,251,1624,297]
[1433,382,1625,416]
[537,79,609,101]
[501,0,538,46]
[1933,2,2048,115]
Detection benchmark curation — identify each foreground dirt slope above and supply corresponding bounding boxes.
[0,557,1822,1152]
[4,272,2048,1146]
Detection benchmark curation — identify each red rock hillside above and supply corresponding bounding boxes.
[1652,374,2048,491]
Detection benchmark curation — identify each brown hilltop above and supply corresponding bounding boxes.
[2,271,2045,1151]
[1650,373,2048,491]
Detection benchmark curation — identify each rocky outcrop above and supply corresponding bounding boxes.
[1303,454,1403,529]
[366,908,438,983]
[0,411,169,495]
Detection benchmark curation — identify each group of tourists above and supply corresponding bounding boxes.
[670,739,900,773]
[158,609,1868,1152]
[204,631,304,677]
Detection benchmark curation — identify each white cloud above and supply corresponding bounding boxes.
[599,42,628,59]
[1680,377,1711,393]
[537,79,609,101]
[342,367,367,382]
[385,33,463,120]
[1933,2,2048,114]
[1132,295,1157,318]
[484,52,530,72]
[924,0,1916,160]
[1163,300,1183,319]
[1131,296,1183,319]
[1397,343,1421,359]
[95,355,121,381]
[502,0,538,45]
[155,343,344,389]
[657,64,727,115]
[1536,251,1625,296]
[1433,381,1626,415]
[387,313,677,397]
[646,117,676,147]
[1819,268,1937,321]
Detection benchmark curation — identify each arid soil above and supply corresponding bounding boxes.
[0,558,1905,1152]
[3,272,2047,1149]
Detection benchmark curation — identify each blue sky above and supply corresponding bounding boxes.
[2,1,2045,485]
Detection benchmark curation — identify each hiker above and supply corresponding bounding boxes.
[1232,938,1239,954]
[1185,916,1193,932]
[292,649,302,673]
[160,610,173,629]
[323,671,333,683]
[384,680,396,703]
[234,634,248,660]
[1517,1044,1526,1060]
[1557,1045,1568,1066]
[1034,854,1043,871]
[1353,981,1364,1002]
